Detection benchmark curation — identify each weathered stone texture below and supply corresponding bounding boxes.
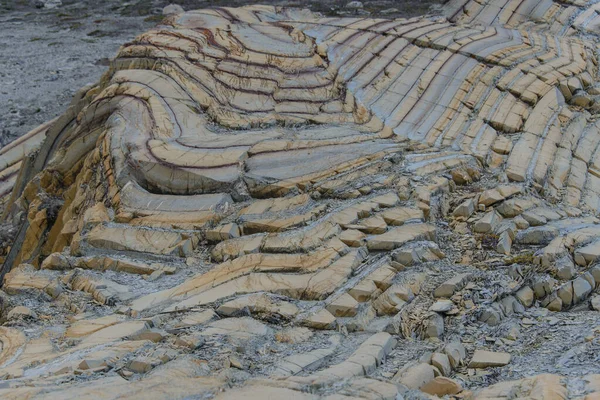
[1,1,600,398]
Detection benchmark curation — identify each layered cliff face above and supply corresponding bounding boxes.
[1,2,600,398]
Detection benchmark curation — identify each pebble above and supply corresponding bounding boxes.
[7,306,37,320]
[429,300,454,313]
[163,4,185,15]
[468,350,511,368]
[345,1,363,8]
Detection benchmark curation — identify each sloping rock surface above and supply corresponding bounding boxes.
[1,2,600,398]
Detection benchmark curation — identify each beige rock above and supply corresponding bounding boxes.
[206,223,240,242]
[339,229,366,247]
[434,273,471,298]
[431,352,452,376]
[40,252,70,270]
[66,314,128,338]
[201,317,271,340]
[326,293,359,317]
[421,376,463,396]
[473,211,502,233]
[395,363,435,389]
[217,293,299,320]
[80,321,150,346]
[301,309,337,330]
[469,350,511,368]
[381,207,424,225]
[366,224,436,251]
[515,286,534,307]
[453,199,475,218]
[444,342,466,368]
[176,310,217,328]
[274,327,313,344]
[7,306,37,320]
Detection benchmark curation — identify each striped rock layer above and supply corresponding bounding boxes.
[0,3,600,399]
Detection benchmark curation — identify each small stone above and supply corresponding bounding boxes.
[78,359,107,370]
[345,1,363,8]
[468,350,511,368]
[41,253,70,270]
[421,377,462,396]
[516,226,559,245]
[146,270,164,282]
[431,353,452,376]
[39,0,62,9]
[7,306,37,320]
[434,274,470,298]
[301,309,336,330]
[515,286,534,307]
[339,229,366,247]
[425,314,444,338]
[453,199,475,218]
[572,92,592,107]
[358,186,372,195]
[506,325,520,340]
[429,300,454,313]
[206,223,240,242]
[479,304,503,326]
[394,363,435,389]
[572,277,593,304]
[175,334,205,349]
[128,357,155,373]
[176,310,217,328]
[514,215,530,229]
[592,296,600,311]
[121,370,134,378]
[129,328,166,343]
[163,4,184,15]
[274,327,313,344]
[473,211,501,233]
[229,356,245,370]
[496,231,512,255]
[326,293,359,317]
[444,342,466,368]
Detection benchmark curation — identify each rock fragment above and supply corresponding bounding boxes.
[469,350,511,368]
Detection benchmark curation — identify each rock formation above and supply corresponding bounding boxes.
[1,2,600,398]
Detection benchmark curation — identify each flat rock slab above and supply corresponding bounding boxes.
[469,350,511,368]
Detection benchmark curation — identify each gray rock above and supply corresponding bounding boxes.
[516,226,559,245]
[473,211,501,233]
[479,304,503,326]
[443,342,466,367]
[429,300,454,313]
[452,199,475,218]
[496,231,512,255]
[468,350,511,368]
[572,277,593,304]
[434,274,470,298]
[163,4,184,15]
[346,1,364,8]
[425,314,444,338]
[515,286,534,307]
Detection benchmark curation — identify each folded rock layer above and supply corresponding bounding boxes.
[1,3,600,399]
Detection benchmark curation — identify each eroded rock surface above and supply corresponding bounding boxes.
[1,2,600,398]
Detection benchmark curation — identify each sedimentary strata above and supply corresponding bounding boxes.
[1,2,600,398]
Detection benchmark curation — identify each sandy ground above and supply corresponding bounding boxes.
[0,0,443,147]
